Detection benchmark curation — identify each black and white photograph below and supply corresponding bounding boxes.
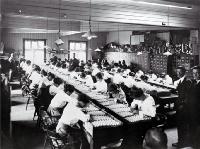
[1,0,200,149]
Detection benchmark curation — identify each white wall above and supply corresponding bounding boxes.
[107,31,132,44]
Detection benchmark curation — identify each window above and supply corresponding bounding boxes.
[23,39,46,65]
[69,41,87,62]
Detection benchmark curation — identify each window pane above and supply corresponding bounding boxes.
[32,41,38,49]
[38,41,44,49]
[25,41,31,49]
[80,42,86,50]
[70,42,75,50]
[75,43,80,50]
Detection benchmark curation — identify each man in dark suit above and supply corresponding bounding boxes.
[188,66,200,148]
[172,66,192,148]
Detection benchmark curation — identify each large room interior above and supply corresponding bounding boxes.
[1,0,200,149]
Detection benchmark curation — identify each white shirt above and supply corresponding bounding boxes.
[113,73,124,85]
[123,76,135,88]
[92,68,100,76]
[50,90,77,109]
[56,103,90,132]
[39,77,53,88]
[150,74,157,81]
[25,65,32,75]
[49,85,61,96]
[103,71,113,80]
[174,76,185,88]
[135,70,144,78]
[29,71,42,89]
[131,95,156,117]
[94,80,107,93]
[85,75,94,88]
[20,61,26,70]
[164,75,173,85]
[123,69,131,77]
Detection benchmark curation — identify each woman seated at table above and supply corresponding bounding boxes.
[84,71,94,88]
[56,94,90,136]
[29,66,42,90]
[48,84,77,116]
[113,68,124,85]
[163,74,173,85]
[93,72,107,93]
[130,87,156,117]
[108,83,127,105]
[49,77,64,96]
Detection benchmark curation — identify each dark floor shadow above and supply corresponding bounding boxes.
[11,121,45,149]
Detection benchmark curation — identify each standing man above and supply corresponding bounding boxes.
[172,66,192,148]
[188,66,200,148]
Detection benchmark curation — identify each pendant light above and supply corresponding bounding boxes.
[82,0,97,40]
[95,23,101,52]
[55,0,64,46]
[163,51,172,56]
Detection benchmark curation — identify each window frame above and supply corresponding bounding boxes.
[23,38,47,62]
[68,40,88,61]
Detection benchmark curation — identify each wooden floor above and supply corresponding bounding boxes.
[10,88,178,149]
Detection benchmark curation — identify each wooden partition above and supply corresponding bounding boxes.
[105,52,150,71]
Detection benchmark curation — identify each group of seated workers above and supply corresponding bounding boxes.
[47,56,158,117]
[19,57,173,149]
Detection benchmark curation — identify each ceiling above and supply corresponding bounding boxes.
[1,0,200,33]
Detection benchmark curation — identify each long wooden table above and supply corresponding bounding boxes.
[41,66,165,149]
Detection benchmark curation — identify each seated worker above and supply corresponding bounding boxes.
[60,63,68,75]
[20,58,26,72]
[108,83,127,105]
[112,68,124,85]
[29,66,42,90]
[49,77,64,96]
[39,71,54,89]
[93,72,107,93]
[56,94,90,136]
[24,60,32,76]
[103,67,113,81]
[163,74,173,85]
[130,88,156,117]
[111,63,119,73]
[122,60,128,69]
[148,71,158,82]
[123,68,131,78]
[84,71,94,88]
[123,72,136,88]
[135,69,144,79]
[48,84,77,116]
[77,72,86,83]
[143,128,167,149]
[92,63,101,76]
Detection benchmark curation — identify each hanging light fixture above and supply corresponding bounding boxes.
[82,0,97,40]
[95,23,101,52]
[163,51,172,56]
[55,0,64,46]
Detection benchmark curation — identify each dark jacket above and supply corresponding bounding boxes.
[176,77,192,106]
[175,77,192,124]
[188,80,200,125]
